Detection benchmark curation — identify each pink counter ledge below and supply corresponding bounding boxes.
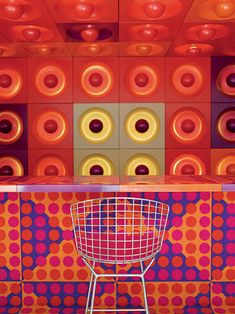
[0,175,235,192]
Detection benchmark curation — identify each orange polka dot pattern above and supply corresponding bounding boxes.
[212,192,235,282]
[0,191,234,312]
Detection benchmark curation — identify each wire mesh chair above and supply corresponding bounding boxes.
[70,197,169,313]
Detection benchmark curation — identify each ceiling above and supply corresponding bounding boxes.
[0,0,235,58]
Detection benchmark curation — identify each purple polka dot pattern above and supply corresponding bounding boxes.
[0,191,234,312]
[0,193,21,281]
[212,192,235,282]
[117,192,211,281]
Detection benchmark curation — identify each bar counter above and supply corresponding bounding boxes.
[0,176,234,313]
[0,175,235,192]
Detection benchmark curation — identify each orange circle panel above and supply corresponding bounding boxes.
[0,68,22,99]
[216,155,235,175]
[80,63,113,97]
[170,108,206,144]
[127,65,158,96]
[0,0,41,21]
[217,65,235,96]
[170,154,206,175]
[33,109,68,144]
[35,155,68,176]
[0,156,24,176]
[35,65,67,97]
[0,111,23,144]
[217,109,235,142]
[172,65,203,96]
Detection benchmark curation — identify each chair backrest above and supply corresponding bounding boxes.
[70,197,169,264]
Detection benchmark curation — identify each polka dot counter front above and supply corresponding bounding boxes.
[0,190,235,313]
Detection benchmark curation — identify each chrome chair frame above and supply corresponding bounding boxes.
[70,197,169,313]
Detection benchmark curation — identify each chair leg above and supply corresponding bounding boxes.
[85,271,94,313]
[141,275,149,314]
[90,275,97,314]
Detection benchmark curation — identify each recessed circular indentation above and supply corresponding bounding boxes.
[73,3,94,18]
[22,27,41,41]
[226,73,235,88]
[44,74,58,89]
[139,27,158,41]
[90,164,104,176]
[173,44,214,57]
[0,156,24,176]
[89,72,103,87]
[44,165,59,176]
[217,65,235,96]
[172,65,203,96]
[11,25,54,42]
[135,73,149,87]
[124,154,160,176]
[170,154,206,175]
[79,108,114,144]
[79,154,115,176]
[135,164,150,175]
[44,119,58,134]
[89,119,103,133]
[135,119,149,133]
[25,44,66,57]
[171,108,206,144]
[0,111,23,144]
[214,1,235,18]
[0,119,12,134]
[143,2,166,18]
[34,109,68,144]
[127,0,183,20]
[0,165,14,176]
[125,108,160,143]
[127,65,158,96]
[184,24,230,42]
[180,73,195,87]
[80,63,113,97]
[1,4,24,19]
[80,27,99,42]
[217,109,235,142]
[35,155,68,176]
[215,155,235,175]
[0,68,22,99]
[0,1,41,22]
[181,119,195,133]
[0,74,12,88]
[181,164,195,175]
[35,65,66,97]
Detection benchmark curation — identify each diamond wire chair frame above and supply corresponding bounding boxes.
[70,197,169,313]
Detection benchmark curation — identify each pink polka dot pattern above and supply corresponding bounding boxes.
[0,193,21,281]
[21,192,115,282]
[21,282,116,311]
[212,282,235,313]
[117,192,211,281]
[117,282,211,311]
[0,282,21,312]
[212,192,235,281]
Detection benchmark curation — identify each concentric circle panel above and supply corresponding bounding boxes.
[0,68,22,99]
[0,111,23,144]
[170,154,206,175]
[0,156,24,176]
[10,25,55,42]
[126,65,158,97]
[79,154,115,176]
[125,107,160,143]
[172,65,204,96]
[216,155,235,175]
[124,154,160,175]
[170,108,206,144]
[35,155,68,176]
[217,65,235,97]
[35,65,67,97]
[78,108,114,144]
[33,109,68,144]
[80,63,114,97]
[0,0,41,21]
[217,108,235,142]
